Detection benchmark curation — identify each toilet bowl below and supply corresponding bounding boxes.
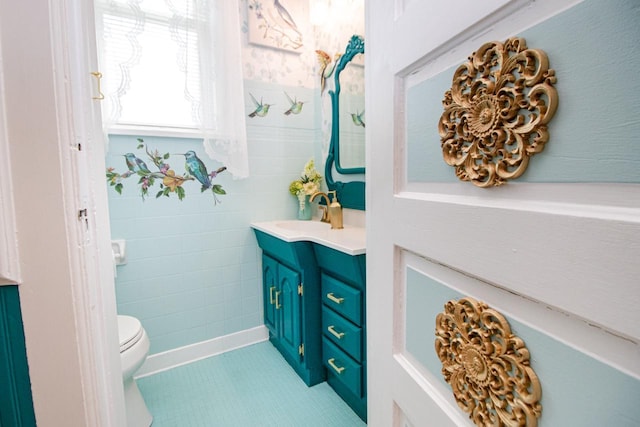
[118,315,152,427]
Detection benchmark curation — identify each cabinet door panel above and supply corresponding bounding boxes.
[262,255,278,335]
[278,263,301,362]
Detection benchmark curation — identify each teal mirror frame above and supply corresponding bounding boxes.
[326,35,365,210]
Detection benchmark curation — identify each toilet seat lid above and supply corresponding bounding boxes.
[118,315,144,353]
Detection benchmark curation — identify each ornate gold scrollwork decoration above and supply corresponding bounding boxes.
[438,37,558,187]
[435,297,542,426]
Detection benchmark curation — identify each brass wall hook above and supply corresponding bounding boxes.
[90,71,104,100]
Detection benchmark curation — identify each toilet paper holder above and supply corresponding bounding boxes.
[111,239,127,265]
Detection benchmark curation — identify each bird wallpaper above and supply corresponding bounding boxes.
[106,138,227,203]
[247,0,308,52]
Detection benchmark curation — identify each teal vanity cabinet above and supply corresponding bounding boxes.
[253,229,325,387]
[313,244,367,422]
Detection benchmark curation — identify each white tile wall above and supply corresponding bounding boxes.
[107,94,321,354]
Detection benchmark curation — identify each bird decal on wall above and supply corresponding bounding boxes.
[350,109,365,128]
[284,92,305,115]
[248,93,272,118]
[106,138,227,202]
[315,50,342,94]
[124,153,151,174]
[180,150,211,191]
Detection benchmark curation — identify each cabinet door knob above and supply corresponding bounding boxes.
[275,291,282,309]
[328,358,345,374]
[327,293,344,304]
[269,286,276,305]
[327,325,345,339]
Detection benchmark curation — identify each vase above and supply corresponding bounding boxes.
[297,194,312,220]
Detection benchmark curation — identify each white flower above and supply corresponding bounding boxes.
[289,158,323,196]
[303,181,319,195]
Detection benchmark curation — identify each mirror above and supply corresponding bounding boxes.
[336,38,365,173]
[326,35,365,210]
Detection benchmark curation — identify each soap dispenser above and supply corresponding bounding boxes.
[328,190,343,229]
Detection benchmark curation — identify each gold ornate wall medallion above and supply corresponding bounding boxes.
[438,37,558,187]
[435,297,542,426]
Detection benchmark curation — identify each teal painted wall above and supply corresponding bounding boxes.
[0,285,36,427]
[407,0,640,183]
[405,268,640,427]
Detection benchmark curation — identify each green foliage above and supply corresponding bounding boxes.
[176,186,186,201]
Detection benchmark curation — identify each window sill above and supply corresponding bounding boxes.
[107,124,204,140]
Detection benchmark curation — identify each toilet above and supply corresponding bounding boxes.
[118,315,153,427]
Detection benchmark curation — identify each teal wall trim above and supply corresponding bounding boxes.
[0,285,36,427]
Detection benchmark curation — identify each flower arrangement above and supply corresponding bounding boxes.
[289,159,322,207]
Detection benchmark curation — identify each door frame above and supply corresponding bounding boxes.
[0,0,124,424]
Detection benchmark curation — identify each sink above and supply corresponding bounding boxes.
[275,220,331,233]
[251,220,365,255]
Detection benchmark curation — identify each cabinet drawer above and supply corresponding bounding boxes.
[323,338,363,397]
[322,307,362,361]
[322,274,362,326]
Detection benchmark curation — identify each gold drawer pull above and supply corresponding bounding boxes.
[327,293,344,304]
[269,286,276,305]
[328,358,345,374]
[327,325,345,339]
[275,291,281,309]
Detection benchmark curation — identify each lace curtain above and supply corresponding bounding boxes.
[95,0,249,178]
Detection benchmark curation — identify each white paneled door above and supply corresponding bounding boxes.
[366,0,640,426]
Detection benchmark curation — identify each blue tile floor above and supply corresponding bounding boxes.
[137,341,367,427]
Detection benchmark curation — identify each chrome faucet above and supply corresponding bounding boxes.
[310,191,331,223]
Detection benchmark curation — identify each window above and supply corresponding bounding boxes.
[95,0,249,177]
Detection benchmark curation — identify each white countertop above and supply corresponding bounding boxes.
[251,220,366,256]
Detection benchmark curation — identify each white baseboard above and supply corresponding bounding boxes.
[135,325,269,378]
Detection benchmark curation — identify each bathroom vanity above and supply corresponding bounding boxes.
[251,220,367,421]
[250,34,368,421]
